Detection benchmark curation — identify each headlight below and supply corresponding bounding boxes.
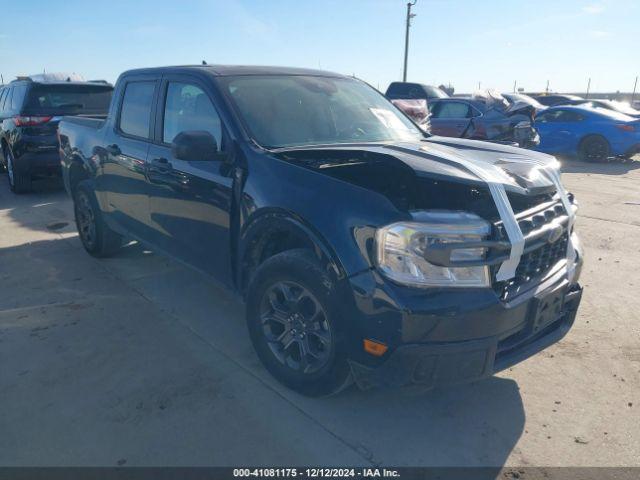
[375,211,491,288]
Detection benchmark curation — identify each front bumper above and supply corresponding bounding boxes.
[345,240,584,390]
[350,282,582,389]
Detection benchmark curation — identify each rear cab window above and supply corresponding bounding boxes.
[386,83,419,99]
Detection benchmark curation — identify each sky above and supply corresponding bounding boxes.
[0,0,638,94]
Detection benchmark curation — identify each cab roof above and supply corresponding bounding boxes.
[121,64,349,78]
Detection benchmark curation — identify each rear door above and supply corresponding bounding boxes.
[101,76,159,238]
[429,100,474,137]
[146,74,234,286]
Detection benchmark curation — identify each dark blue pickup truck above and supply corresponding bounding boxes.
[58,65,584,396]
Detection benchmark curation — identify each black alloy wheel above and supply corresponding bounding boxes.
[259,280,333,374]
[246,249,352,396]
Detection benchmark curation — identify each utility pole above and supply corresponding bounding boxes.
[632,76,638,104]
[402,0,417,82]
[586,77,591,98]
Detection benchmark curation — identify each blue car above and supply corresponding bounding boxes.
[534,105,640,162]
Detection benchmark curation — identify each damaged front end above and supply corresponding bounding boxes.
[273,140,583,388]
[274,140,579,291]
[469,90,541,148]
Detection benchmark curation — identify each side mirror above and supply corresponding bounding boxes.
[171,130,218,161]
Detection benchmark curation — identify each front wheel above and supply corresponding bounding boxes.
[246,249,352,396]
[73,180,122,257]
[578,135,610,162]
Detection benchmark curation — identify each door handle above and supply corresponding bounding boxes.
[150,157,172,171]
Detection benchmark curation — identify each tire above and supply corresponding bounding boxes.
[578,135,610,163]
[246,249,352,396]
[5,149,31,193]
[73,180,122,257]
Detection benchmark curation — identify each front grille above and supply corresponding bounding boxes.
[494,197,570,300]
[515,232,568,280]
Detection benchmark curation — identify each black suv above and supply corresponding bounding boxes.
[0,75,113,193]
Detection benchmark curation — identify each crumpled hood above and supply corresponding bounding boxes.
[398,136,559,194]
[274,137,560,195]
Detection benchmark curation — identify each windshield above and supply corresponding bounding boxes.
[220,75,424,149]
[24,84,113,115]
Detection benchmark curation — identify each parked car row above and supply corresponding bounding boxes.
[386,82,640,163]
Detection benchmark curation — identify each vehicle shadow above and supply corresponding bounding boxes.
[104,242,526,469]
[0,175,75,236]
[302,376,525,469]
[559,156,640,175]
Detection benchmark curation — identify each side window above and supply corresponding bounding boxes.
[556,110,584,122]
[11,85,27,111]
[432,101,471,119]
[119,81,155,138]
[536,110,562,123]
[162,82,222,148]
[4,88,13,113]
[0,88,7,113]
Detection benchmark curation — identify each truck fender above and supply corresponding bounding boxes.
[236,209,347,295]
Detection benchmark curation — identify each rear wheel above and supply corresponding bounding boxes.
[73,180,122,257]
[6,149,31,193]
[246,249,352,396]
[578,135,610,162]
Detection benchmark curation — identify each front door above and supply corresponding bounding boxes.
[146,77,235,286]
[535,109,584,153]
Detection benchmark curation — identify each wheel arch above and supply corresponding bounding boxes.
[237,209,348,297]
[67,156,91,195]
[578,132,610,148]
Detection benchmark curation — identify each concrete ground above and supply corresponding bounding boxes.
[0,158,638,468]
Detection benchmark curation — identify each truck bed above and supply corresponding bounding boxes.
[60,115,107,130]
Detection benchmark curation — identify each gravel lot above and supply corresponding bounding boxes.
[0,157,638,467]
